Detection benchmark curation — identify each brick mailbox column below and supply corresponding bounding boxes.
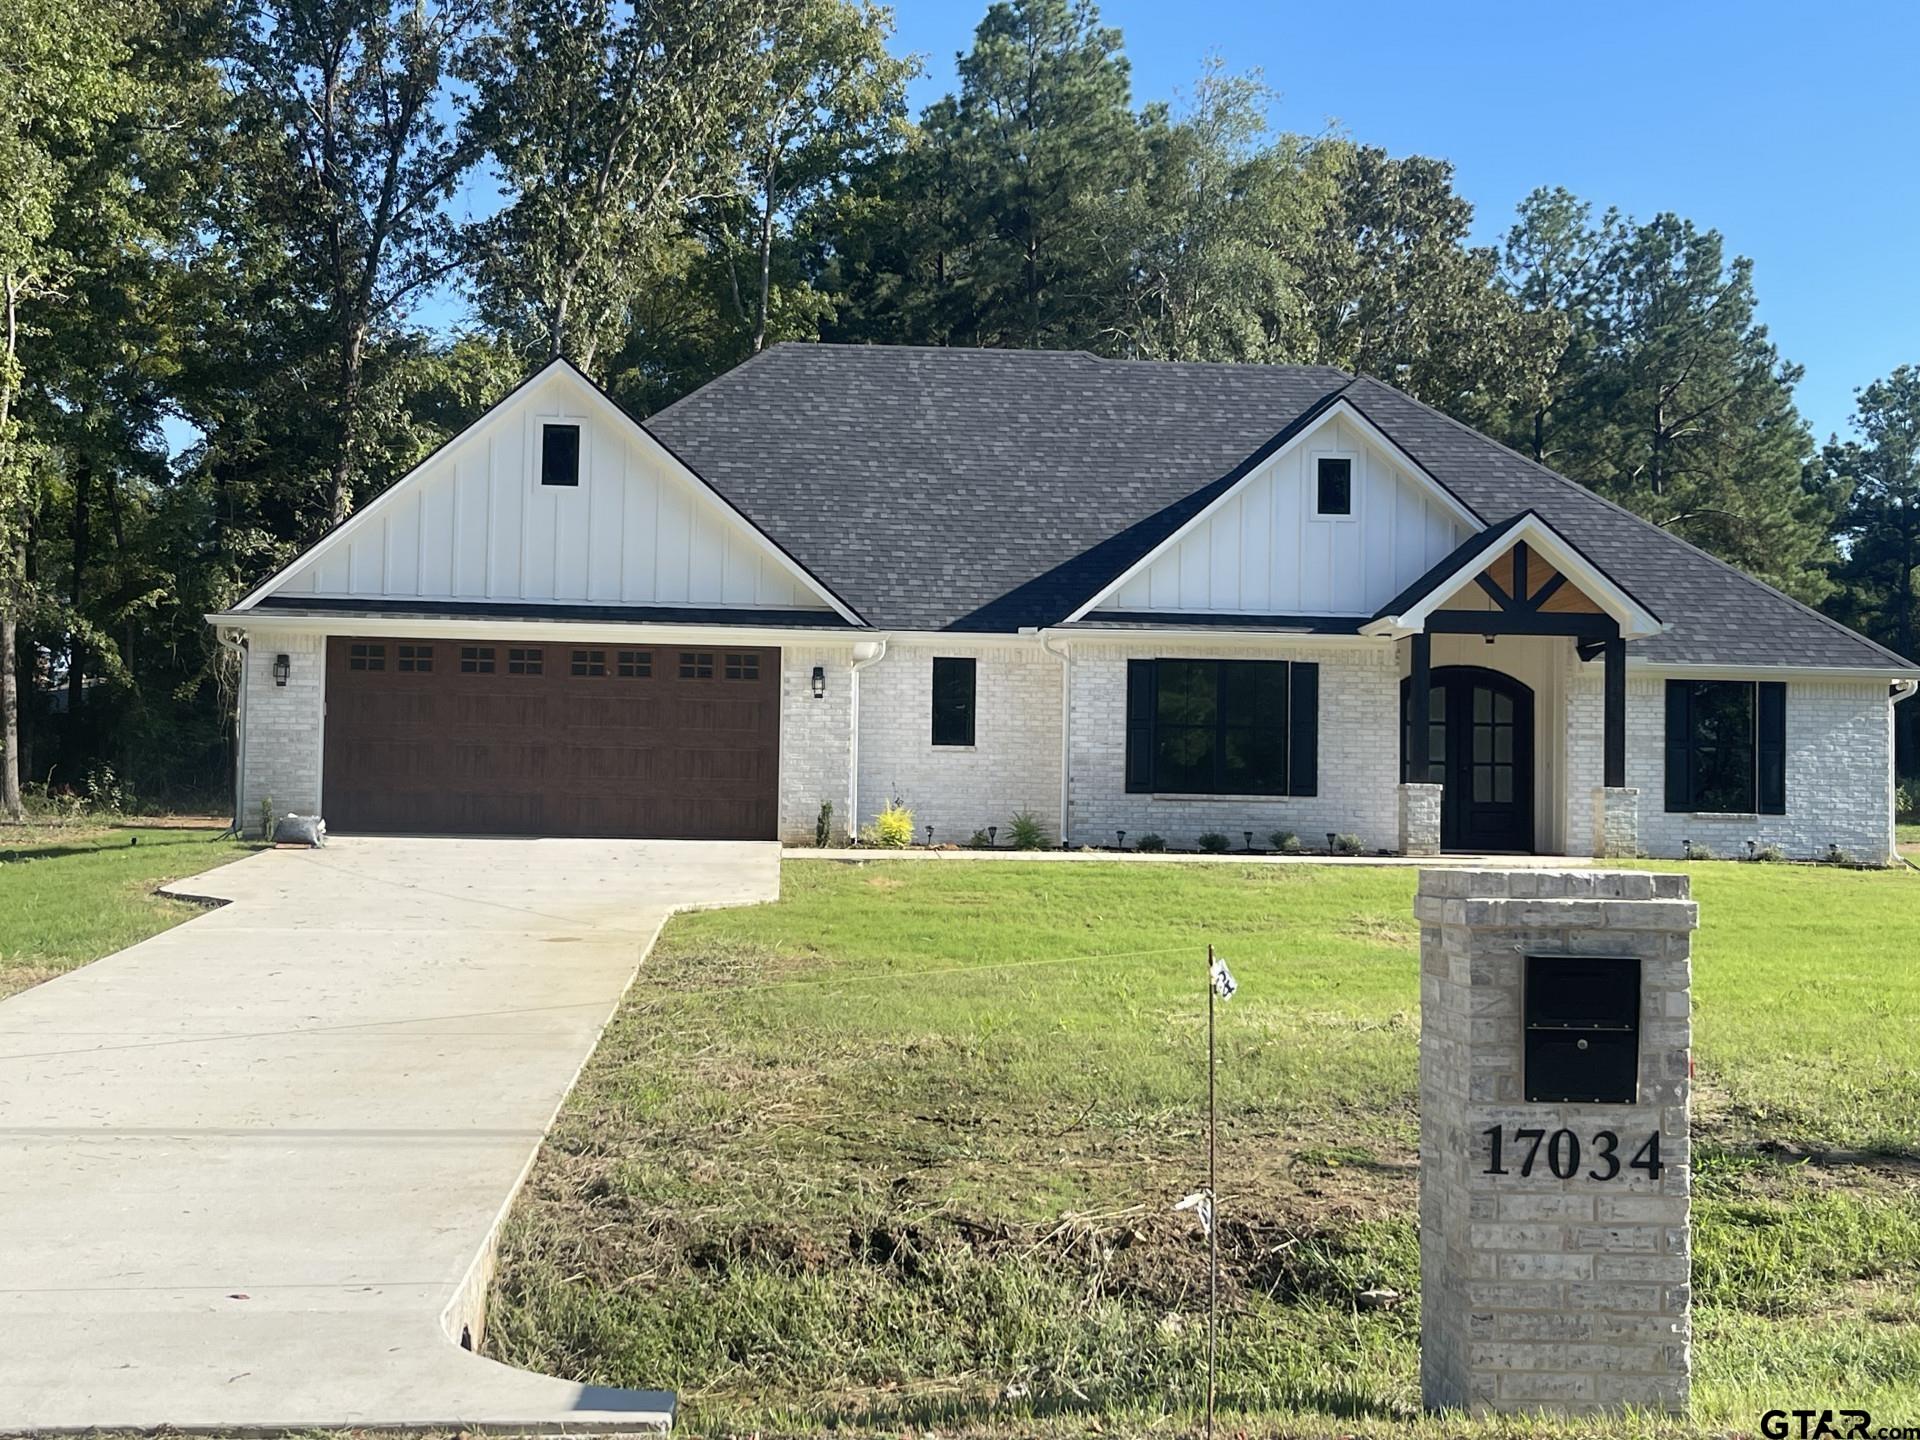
[1417,868,1696,1416]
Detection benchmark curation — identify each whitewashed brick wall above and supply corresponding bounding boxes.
[779,645,857,845]
[239,629,325,833]
[1564,672,1895,864]
[854,641,1063,843]
[1067,641,1400,851]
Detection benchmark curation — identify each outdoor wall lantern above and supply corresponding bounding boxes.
[272,653,291,687]
[810,665,825,699]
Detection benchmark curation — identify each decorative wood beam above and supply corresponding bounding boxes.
[1512,542,1529,606]
[1475,572,1513,608]
[1426,611,1620,639]
[1524,572,1567,613]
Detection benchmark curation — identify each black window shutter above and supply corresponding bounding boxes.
[1663,681,1691,813]
[1757,681,1787,814]
[1288,661,1319,796]
[1125,660,1156,793]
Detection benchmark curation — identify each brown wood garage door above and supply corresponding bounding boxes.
[321,638,779,839]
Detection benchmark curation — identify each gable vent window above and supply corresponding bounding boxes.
[1665,679,1785,815]
[571,649,607,677]
[679,651,714,679]
[397,643,432,673]
[1125,658,1318,797]
[507,647,543,675]
[931,656,976,747]
[348,642,386,672]
[459,645,495,674]
[617,650,652,678]
[540,423,581,487]
[724,653,760,681]
[1314,456,1353,517]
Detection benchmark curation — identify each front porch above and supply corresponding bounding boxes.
[1372,513,1655,859]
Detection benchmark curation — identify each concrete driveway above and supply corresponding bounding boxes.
[0,836,778,1432]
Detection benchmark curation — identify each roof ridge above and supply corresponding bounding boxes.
[1346,376,1918,672]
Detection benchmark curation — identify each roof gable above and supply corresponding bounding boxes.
[1067,400,1475,621]
[1364,510,1662,640]
[237,359,859,622]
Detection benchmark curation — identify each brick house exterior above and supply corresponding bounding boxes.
[211,348,1918,862]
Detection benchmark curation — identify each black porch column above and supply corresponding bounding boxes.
[1602,634,1627,788]
[1409,631,1433,782]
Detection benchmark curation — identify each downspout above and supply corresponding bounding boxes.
[1892,680,1918,870]
[847,638,888,842]
[218,627,249,836]
[1040,631,1071,846]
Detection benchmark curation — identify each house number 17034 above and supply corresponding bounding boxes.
[1483,1125,1663,1181]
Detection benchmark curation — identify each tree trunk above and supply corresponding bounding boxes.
[752,155,777,354]
[67,454,90,721]
[327,322,367,527]
[1,610,19,820]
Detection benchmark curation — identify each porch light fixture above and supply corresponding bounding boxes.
[810,665,825,699]
[271,653,290,687]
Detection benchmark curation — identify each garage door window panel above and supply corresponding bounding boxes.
[508,647,543,675]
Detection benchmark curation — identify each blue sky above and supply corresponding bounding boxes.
[883,0,1917,443]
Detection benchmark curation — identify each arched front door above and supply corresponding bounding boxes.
[1401,666,1535,853]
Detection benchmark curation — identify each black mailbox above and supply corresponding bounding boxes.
[1523,955,1640,1104]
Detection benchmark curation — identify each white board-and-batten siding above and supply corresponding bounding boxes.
[270,370,826,611]
[1097,415,1468,616]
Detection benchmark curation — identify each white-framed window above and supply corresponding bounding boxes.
[1311,451,1358,520]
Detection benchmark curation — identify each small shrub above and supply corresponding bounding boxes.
[814,800,834,848]
[1269,830,1301,853]
[1008,810,1049,850]
[1827,845,1856,867]
[1686,842,1716,861]
[82,763,130,815]
[1196,831,1231,853]
[259,794,274,840]
[1753,844,1785,863]
[861,801,914,848]
[1332,833,1364,856]
[966,828,993,849]
[1134,832,1167,852]
[1896,779,1918,823]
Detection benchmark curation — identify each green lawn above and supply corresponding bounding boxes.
[0,823,253,999]
[486,859,1920,1437]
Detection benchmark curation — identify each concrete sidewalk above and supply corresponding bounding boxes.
[0,837,778,1433]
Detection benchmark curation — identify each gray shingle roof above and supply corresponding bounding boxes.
[644,344,1914,671]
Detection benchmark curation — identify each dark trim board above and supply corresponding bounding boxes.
[1424,611,1621,640]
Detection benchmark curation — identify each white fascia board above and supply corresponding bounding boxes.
[1371,512,1664,640]
[1039,625,1380,649]
[230,359,864,626]
[1058,398,1481,626]
[206,610,867,648]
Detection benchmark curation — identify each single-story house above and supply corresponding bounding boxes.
[211,346,1919,861]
